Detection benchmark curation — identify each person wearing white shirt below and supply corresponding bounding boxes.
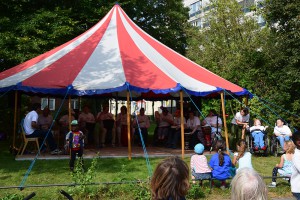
[202,109,222,138]
[273,118,292,150]
[186,111,205,149]
[231,107,250,140]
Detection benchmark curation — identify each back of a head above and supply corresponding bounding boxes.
[292,130,300,149]
[231,168,267,200]
[151,157,189,200]
[32,103,41,111]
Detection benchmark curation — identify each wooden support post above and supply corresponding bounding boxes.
[127,92,132,160]
[13,91,18,148]
[180,90,185,159]
[221,91,230,154]
[68,96,71,131]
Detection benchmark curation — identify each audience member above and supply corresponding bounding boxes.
[23,103,61,155]
[116,106,131,146]
[155,107,173,142]
[151,156,189,200]
[59,109,76,136]
[269,140,295,188]
[186,111,204,149]
[209,140,232,189]
[190,143,211,185]
[250,119,268,151]
[78,105,95,146]
[231,107,249,140]
[231,167,268,200]
[274,118,292,150]
[232,139,253,172]
[202,109,222,139]
[166,109,186,149]
[65,120,84,172]
[95,105,115,147]
[291,130,300,199]
[38,106,53,131]
[133,108,150,146]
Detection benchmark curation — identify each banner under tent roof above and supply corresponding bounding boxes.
[0,5,252,99]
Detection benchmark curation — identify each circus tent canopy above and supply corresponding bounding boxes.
[0,5,251,99]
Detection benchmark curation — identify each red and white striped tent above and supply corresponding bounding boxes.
[0,5,251,98]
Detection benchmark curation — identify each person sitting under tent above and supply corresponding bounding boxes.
[38,106,53,131]
[231,107,250,140]
[78,105,95,146]
[95,104,115,148]
[166,109,186,149]
[186,110,205,149]
[273,118,292,150]
[155,107,174,144]
[23,103,61,155]
[202,109,223,141]
[133,107,150,146]
[116,106,132,146]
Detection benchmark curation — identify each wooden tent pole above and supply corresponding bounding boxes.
[127,91,132,160]
[13,91,18,148]
[180,90,185,159]
[68,96,71,131]
[221,91,230,154]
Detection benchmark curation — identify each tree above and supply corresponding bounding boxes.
[0,0,189,71]
[263,0,300,115]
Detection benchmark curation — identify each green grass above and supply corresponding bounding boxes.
[0,140,294,200]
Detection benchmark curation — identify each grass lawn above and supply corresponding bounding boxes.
[0,140,294,200]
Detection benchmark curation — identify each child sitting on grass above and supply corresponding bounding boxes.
[65,120,85,172]
[209,140,232,189]
[190,143,211,186]
[269,140,295,188]
[232,139,253,172]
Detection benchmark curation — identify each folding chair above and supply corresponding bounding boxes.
[18,120,40,156]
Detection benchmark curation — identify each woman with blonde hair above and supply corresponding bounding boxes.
[231,167,268,200]
[151,157,190,200]
[269,140,295,188]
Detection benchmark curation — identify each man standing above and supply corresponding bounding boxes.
[24,103,61,154]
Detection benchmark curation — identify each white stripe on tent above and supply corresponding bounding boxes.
[0,7,114,88]
[119,7,217,92]
[73,8,126,90]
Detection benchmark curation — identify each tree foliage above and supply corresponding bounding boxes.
[0,0,189,71]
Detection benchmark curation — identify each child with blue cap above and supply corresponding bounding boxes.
[190,143,211,185]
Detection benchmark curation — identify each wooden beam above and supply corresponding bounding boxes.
[13,91,18,148]
[220,91,230,154]
[180,90,185,159]
[127,92,132,160]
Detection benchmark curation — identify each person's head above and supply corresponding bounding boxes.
[83,105,90,114]
[103,105,109,113]
[292,130,300,149]
[188,111,195,119]
[276,118,285,127]
[120,106,127,114]
[231,168,267,200]
[161,107,169,116]
[194,143,205,155]
[208,109,216,117]
[237,139,248,157]
[284,140,295,154]
[140,108,145,116]
[240,107,249,116]
[215,140,226,166]
[32,103,41,111]
[253,119,261,126]
[151,157,190,200]
[70,120,79,131]
[42,106,50,117]
[174,110,180,118]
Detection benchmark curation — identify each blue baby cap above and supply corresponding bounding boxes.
[194,143,204,154]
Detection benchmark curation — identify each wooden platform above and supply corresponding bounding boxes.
[15,146,214,161]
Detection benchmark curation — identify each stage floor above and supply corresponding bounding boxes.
[15,146,214,161]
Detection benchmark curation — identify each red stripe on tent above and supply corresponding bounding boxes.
[116,8,176,90]
[21,9,114,88]
[119,8,243,93]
